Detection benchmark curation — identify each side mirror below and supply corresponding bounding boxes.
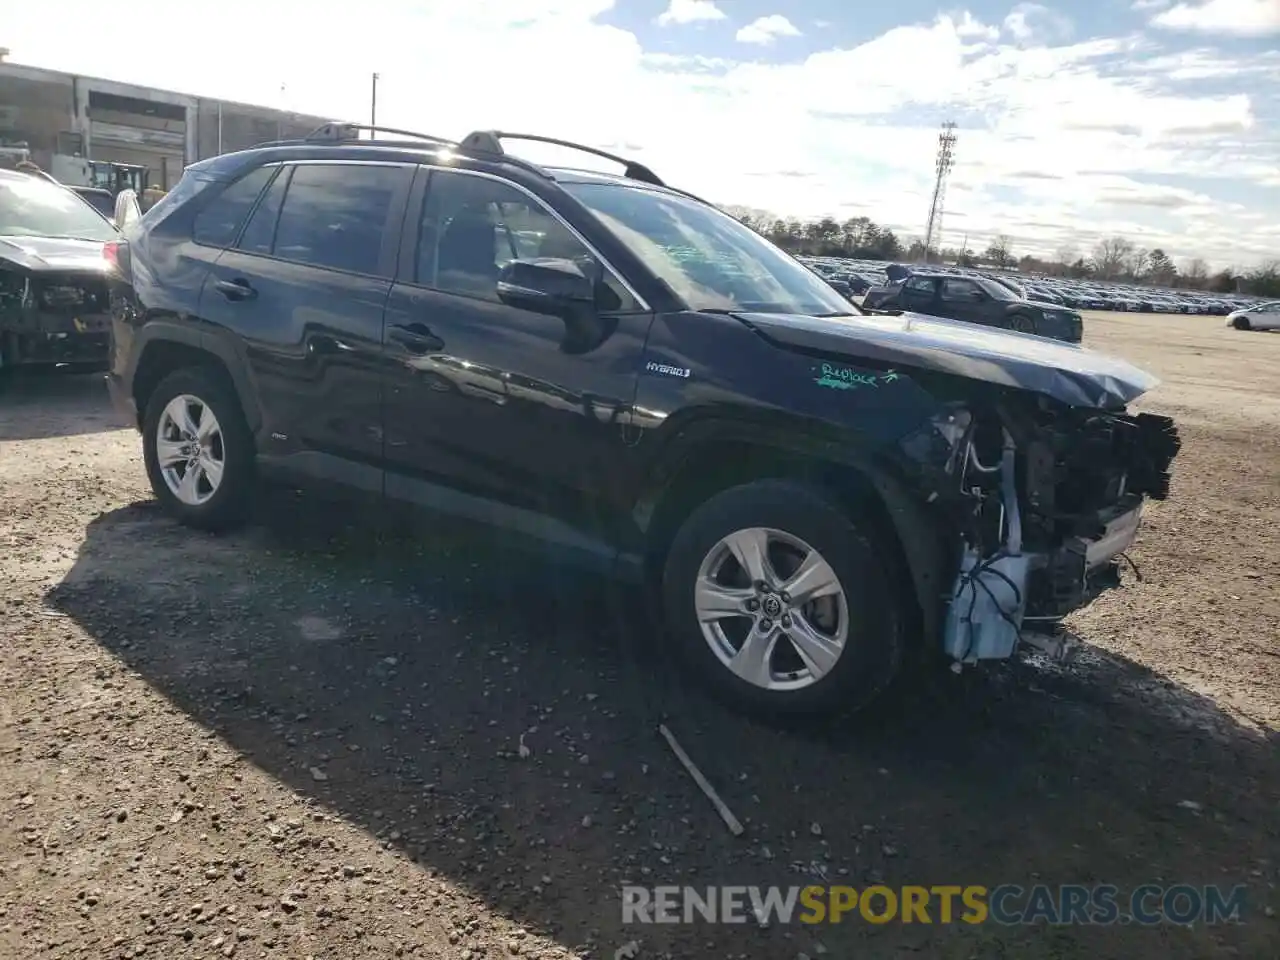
[113,189,142,231]
[496,258,596,314]
[827,278,852,298]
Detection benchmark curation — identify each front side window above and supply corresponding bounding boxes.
[563,181,856,316]
[271,163,403,276]
[941,279,981,301]
[192,165,274,247]
[905,277,936,295]
[418,169,639,310]
[977,277,1019,301]
[0,173,118,242]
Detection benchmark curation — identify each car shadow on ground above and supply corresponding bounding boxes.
[47,488,1280,959]
[0,367,122,441]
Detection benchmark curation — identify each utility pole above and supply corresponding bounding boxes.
[371,73,379,130]
[923,121,957,264]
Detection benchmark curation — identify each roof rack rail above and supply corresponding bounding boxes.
[303,122,458,149]
[458,131,665,187]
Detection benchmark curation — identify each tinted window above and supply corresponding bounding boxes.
[976,277,1019,301]
[941,279,980,301]
[905,277,935,295]
[237,167,288,255]
[271,164,401,275]
[192,166,274,247]
[419,170,639,310]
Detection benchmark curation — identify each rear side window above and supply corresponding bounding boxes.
[237,167,289,255]
[270,164,402,276]
[192,165,274,247]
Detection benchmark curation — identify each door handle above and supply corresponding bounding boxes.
[214,278,257,301]
[389,322,444,353]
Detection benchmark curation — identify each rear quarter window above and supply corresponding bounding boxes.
[191,165,275,248]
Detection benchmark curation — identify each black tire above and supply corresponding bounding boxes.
[141,366,255,532]
[661,479,906,719]
[1232,315,1251,330]
[1009,312,1037,334]
[0,333,16,394]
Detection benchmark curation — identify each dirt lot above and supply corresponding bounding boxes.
[2,312,1277,960]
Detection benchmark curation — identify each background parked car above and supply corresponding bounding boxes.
[862,270,1084,342]
[1226,301,1280,330]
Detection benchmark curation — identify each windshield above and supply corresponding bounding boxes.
[75,189,115,219]
[563,182,857,316]
[0,174,119,242]
[976,276,1020,302]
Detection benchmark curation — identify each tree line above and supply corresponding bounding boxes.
[725,207,1280,299]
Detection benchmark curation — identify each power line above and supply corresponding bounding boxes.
[923,121,957,264]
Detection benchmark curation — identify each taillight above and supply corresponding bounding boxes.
[103,240,121,271]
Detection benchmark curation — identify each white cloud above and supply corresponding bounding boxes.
[1152,0,1280,36]
[1132,0,1170,10]
[1002,2,1074,44]
[655,0,725,26]
[956,11,1002,40]
[0,0,1275,268]
[736,15,802,45]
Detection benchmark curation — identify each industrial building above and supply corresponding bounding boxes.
[0,54,334,191]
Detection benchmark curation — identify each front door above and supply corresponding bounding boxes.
[937,277,992,327]
[381,166,653,550]
[900,275,940,315]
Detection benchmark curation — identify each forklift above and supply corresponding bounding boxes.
[49,155,150,198]
[88,160,150,197]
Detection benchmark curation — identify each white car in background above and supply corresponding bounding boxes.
[1226,301,1280,331]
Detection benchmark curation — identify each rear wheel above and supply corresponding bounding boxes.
[142,366,255,532]
[662,479,905,718]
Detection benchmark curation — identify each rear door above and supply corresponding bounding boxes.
[197,160,413,483]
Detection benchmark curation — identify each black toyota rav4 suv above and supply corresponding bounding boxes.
[105,124,1180,719]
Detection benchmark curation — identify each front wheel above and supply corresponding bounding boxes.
[1231,315,1252,330]
[662,479,905,718]
[141,366,255,532]
[1009,312,1037,334]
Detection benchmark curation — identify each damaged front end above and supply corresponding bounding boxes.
[899,395,1181,665]
[0,266,113,367]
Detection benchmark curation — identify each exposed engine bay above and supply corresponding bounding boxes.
[900,393,1181,664]
[0,267,113,366]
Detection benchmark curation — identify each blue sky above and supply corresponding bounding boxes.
[6,0,1279,268]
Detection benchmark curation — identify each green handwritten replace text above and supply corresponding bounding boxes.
[813,364,901,390]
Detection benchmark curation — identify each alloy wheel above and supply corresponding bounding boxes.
[694,526,850,692]
[156,394,225,506]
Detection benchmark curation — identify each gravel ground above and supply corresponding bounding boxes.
[1,311,1277,960]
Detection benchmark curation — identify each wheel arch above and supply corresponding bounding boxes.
[636,419,953,642]
[130,323,261,436]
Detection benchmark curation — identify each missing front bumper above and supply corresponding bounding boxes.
[2,329,110,365]
[943,500,1145,664]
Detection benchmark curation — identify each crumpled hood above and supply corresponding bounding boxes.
[734,310,1159,409]
[0,235,111,274]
